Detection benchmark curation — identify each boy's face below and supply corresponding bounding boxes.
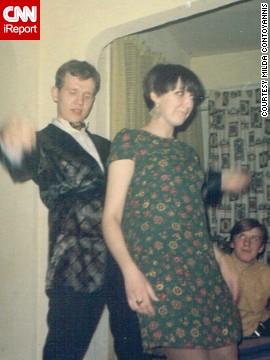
[231,227,265,265]
[51,72,96,124]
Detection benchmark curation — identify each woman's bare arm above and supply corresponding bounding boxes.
[102,159,158,315]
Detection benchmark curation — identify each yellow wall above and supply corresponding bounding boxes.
[192,50,260,90]
[0,0,242,359]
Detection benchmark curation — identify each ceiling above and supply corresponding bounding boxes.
[142,0,261,57]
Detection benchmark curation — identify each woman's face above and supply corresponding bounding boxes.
[231,227,265,265]
[154,78,194,127]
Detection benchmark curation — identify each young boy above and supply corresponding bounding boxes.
[217,218,270,338]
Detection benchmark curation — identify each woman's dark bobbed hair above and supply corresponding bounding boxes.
[143,63,205,110]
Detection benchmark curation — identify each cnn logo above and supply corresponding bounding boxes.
[3,6,37,22]
[0,0,40,40]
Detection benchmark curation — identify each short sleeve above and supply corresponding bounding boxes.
[107,128,137,165]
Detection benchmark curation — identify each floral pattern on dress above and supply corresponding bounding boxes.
[108,128,241,353]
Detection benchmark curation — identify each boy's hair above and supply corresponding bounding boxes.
[55,59,100,95]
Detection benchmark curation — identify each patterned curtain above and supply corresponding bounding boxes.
[110,34,166,139]
[207,88,270,262]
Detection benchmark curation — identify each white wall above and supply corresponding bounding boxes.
[191,50,260,90]
[139,31,190,66]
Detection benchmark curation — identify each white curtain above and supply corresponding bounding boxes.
[207,88,270,262]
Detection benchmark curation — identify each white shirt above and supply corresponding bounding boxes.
[53,118,104,172]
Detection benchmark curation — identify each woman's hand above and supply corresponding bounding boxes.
[124,265,159,315]
[221,169,250,194]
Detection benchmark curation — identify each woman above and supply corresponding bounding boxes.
[102,64,242,360]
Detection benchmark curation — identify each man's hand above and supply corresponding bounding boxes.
[1,117,36,153]
[221,169,250,194]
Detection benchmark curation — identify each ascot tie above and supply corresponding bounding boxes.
[69,121,86,131]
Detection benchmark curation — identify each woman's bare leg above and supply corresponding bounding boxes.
[164,347,210,360]
[163,344,238,360]
[209,344,238,360]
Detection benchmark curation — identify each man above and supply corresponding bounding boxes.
[0,59,145,360]
[216,218,270,338]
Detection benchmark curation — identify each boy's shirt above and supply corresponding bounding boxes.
[222,252,270,337]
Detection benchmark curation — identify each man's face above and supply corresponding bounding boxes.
[51,73,96,124]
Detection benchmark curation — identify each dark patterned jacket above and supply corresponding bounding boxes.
[0,124,111,294]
